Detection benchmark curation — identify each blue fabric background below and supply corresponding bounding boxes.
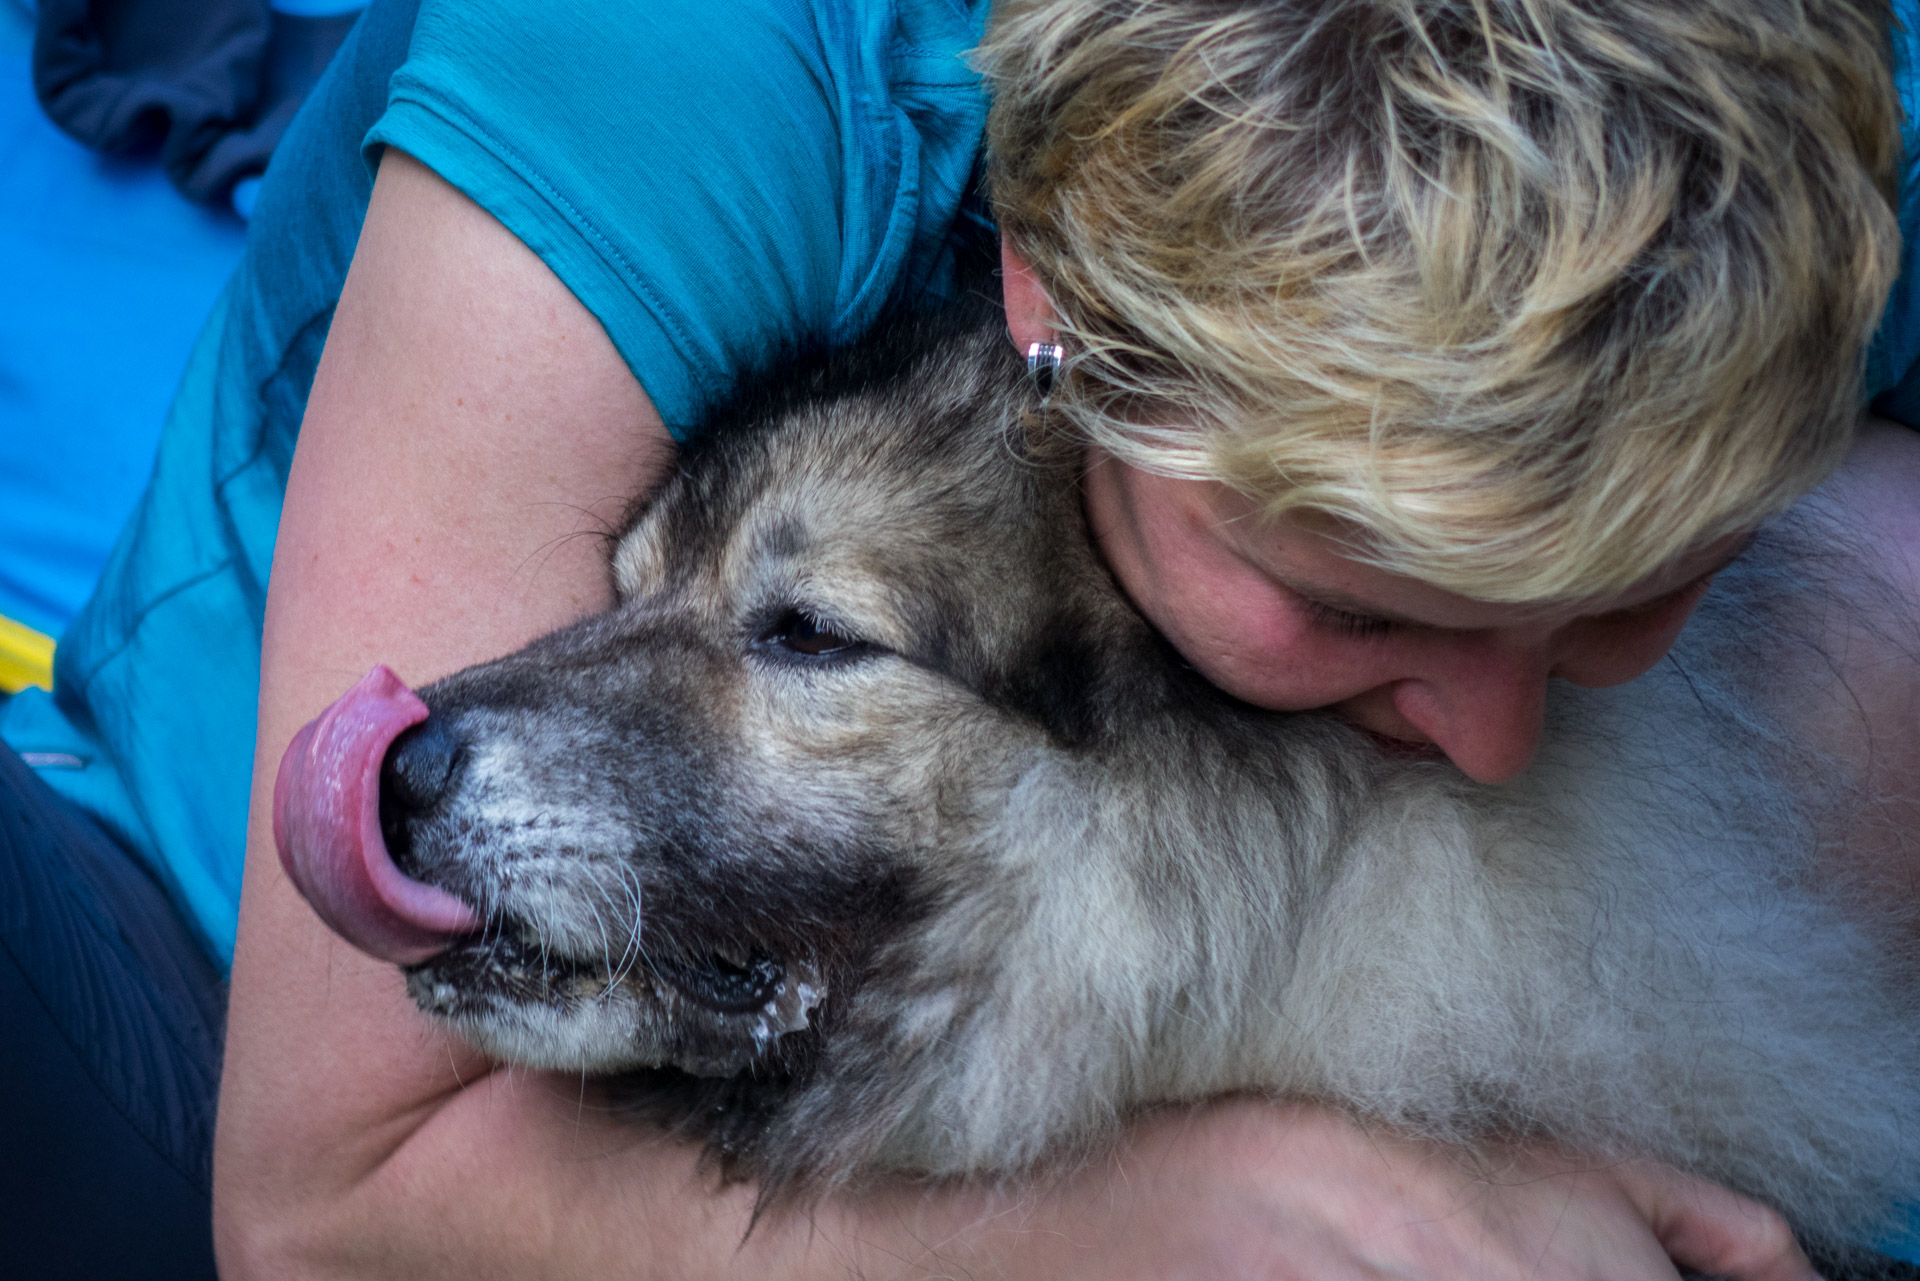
[0,4,246,637]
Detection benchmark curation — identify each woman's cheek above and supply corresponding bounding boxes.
[1553,589,1710,688]
[1196,601,1409,712]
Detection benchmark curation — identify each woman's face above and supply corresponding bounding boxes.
[1082,455,1749,784]
[1000,236,1747,782]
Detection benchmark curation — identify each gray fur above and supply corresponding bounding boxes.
[383,310,1920,1251]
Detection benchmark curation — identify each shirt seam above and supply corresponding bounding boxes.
[57,558,238,704]
[384,87,718,407]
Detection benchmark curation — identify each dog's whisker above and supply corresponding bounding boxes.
[581,878,618,991]
[601,862,647,995]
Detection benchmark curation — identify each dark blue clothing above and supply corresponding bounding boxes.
[0,740,224,1281]
[32,0,362,207]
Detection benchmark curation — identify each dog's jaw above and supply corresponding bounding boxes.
[375,674,874,1080]
[404,934,826,1076]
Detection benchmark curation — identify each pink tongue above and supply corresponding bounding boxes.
[274,665,481,964]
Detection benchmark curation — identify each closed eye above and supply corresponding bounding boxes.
[753,609,881,661]
[1300,597,1399,638]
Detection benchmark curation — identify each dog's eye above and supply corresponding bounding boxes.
[757,610,874,660]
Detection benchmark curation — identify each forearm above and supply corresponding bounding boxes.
[219,1063,754,1278]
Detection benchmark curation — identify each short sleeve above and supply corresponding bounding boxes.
[361,0,990,438]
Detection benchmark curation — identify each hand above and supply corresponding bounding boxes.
[800,1100,1814,1281]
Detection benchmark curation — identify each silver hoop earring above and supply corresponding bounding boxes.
[1026,342,1063,403]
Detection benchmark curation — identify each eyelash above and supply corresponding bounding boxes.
[1300,572,1715,641]
[1301,599,1398,638]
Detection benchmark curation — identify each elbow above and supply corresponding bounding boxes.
[214,1156,349,1281]
[214,1179,303,1281]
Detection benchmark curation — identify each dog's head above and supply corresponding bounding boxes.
[365,315,1162,1093]
[275,310,1361,1181]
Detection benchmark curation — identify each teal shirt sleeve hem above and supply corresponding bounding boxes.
[356,0,989,443]
[364,97,713,439]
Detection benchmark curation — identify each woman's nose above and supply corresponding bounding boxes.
[1390,648,1553,784]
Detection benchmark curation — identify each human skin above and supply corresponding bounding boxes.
[214,149,1880,1280]
[1010,244,1801,786]
[1080,471,1744,784]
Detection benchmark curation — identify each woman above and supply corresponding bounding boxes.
[3,0,1914,1277]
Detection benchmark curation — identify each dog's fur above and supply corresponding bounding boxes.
[381,307,1920,1252]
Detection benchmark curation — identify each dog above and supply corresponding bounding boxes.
[275,304,1920,1262]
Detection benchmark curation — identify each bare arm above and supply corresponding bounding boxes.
[212,150,1813,1281]
[212,147,738,1277]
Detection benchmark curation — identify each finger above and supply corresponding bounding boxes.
[1614,1161,1816,1281]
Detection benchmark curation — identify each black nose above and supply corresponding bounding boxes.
[380,719,465,820]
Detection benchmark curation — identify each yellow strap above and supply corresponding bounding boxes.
[0,614,55,694]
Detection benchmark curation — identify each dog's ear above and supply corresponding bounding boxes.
[989,618,1108,748]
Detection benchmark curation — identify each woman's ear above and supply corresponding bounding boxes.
[1001,234,1061,354]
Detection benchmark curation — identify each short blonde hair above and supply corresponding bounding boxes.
[982,0,1901,601]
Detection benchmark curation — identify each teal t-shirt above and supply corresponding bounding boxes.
[0,0,992,965]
